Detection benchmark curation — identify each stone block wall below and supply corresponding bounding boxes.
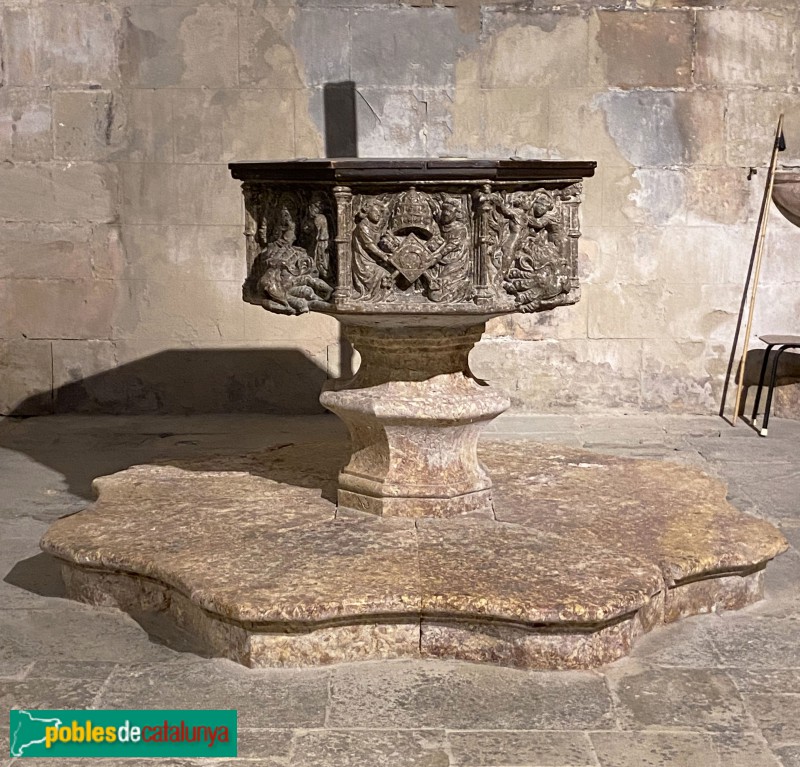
[1,0,799,415]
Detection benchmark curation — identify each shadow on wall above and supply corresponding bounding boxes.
[9,348,330,416]
[324,81,358,158]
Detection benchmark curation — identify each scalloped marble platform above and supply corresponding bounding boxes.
[41,441,787,670]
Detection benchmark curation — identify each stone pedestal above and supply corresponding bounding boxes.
[40,440,788,670]
[320,320,509,517]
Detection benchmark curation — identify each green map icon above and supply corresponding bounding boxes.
[10,710,64,757]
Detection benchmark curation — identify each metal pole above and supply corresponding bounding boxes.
[732,114,785,424]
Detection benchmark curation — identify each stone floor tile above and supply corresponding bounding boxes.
[606,664,749,732]
[724,490,762,517]
[289,729,449,767]
[743,694,800,745]
[235,728,293,761]
[0,732,9,767]
[238,762,299,767]
[9,761,238,766]
[0,516,49,541]
[712,731,782,767]
[657,447,710,469]
[580,445,674,460]
[732,494,798,527]
[773,745,800,766]
[327,662,614,730]
[0,606,179,663]
[0,643,34,680]
[99,661,329,729]
[25,660,118,680]
[690,435,799,465]
[750,550,800,618]
[591,731,717,767]
[578,426,670,444]
[625,615,720,667]
[1,550,67,607]
[578,419,669,448]
[579,414,667,430]
[447,730,596,766]
[0,414,343,512]
[727,668,800,695]
[491,414,580,435]
[1,676,104,711]
[779,522,800,551]
[712,616,800,667]
[654,415,723,437]
[592,730,781,767]
[489,432,584,447]
[716,464,800,523]
[0,446,87,522]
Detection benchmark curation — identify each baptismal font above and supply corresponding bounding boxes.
[41,158,787,669]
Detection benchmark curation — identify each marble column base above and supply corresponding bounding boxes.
[40,440,788,671]
[320,321,509,518]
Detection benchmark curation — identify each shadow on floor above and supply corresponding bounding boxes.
[164,440,348,505]
[4,552,66,599]
[0,348,340,502]
[0,349,347,646]
[4,552,218,656]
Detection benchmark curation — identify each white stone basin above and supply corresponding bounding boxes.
[773,171,800,228]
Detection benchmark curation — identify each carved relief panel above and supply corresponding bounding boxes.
[241,181,583,316]
[477,184,582,313]
[350,188,473,304]
[243,186,336,315]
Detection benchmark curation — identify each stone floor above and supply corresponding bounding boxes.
[0,412,798,767]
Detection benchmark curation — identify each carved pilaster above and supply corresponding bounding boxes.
[333,185,353,305]
[473,184,493,305]
[243,183,259,273]
[561,182,582,291]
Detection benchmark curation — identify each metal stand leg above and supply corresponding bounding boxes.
[761,344,792,437]
[752,343,775,427]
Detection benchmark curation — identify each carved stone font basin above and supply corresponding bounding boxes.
[228,158,596,517]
